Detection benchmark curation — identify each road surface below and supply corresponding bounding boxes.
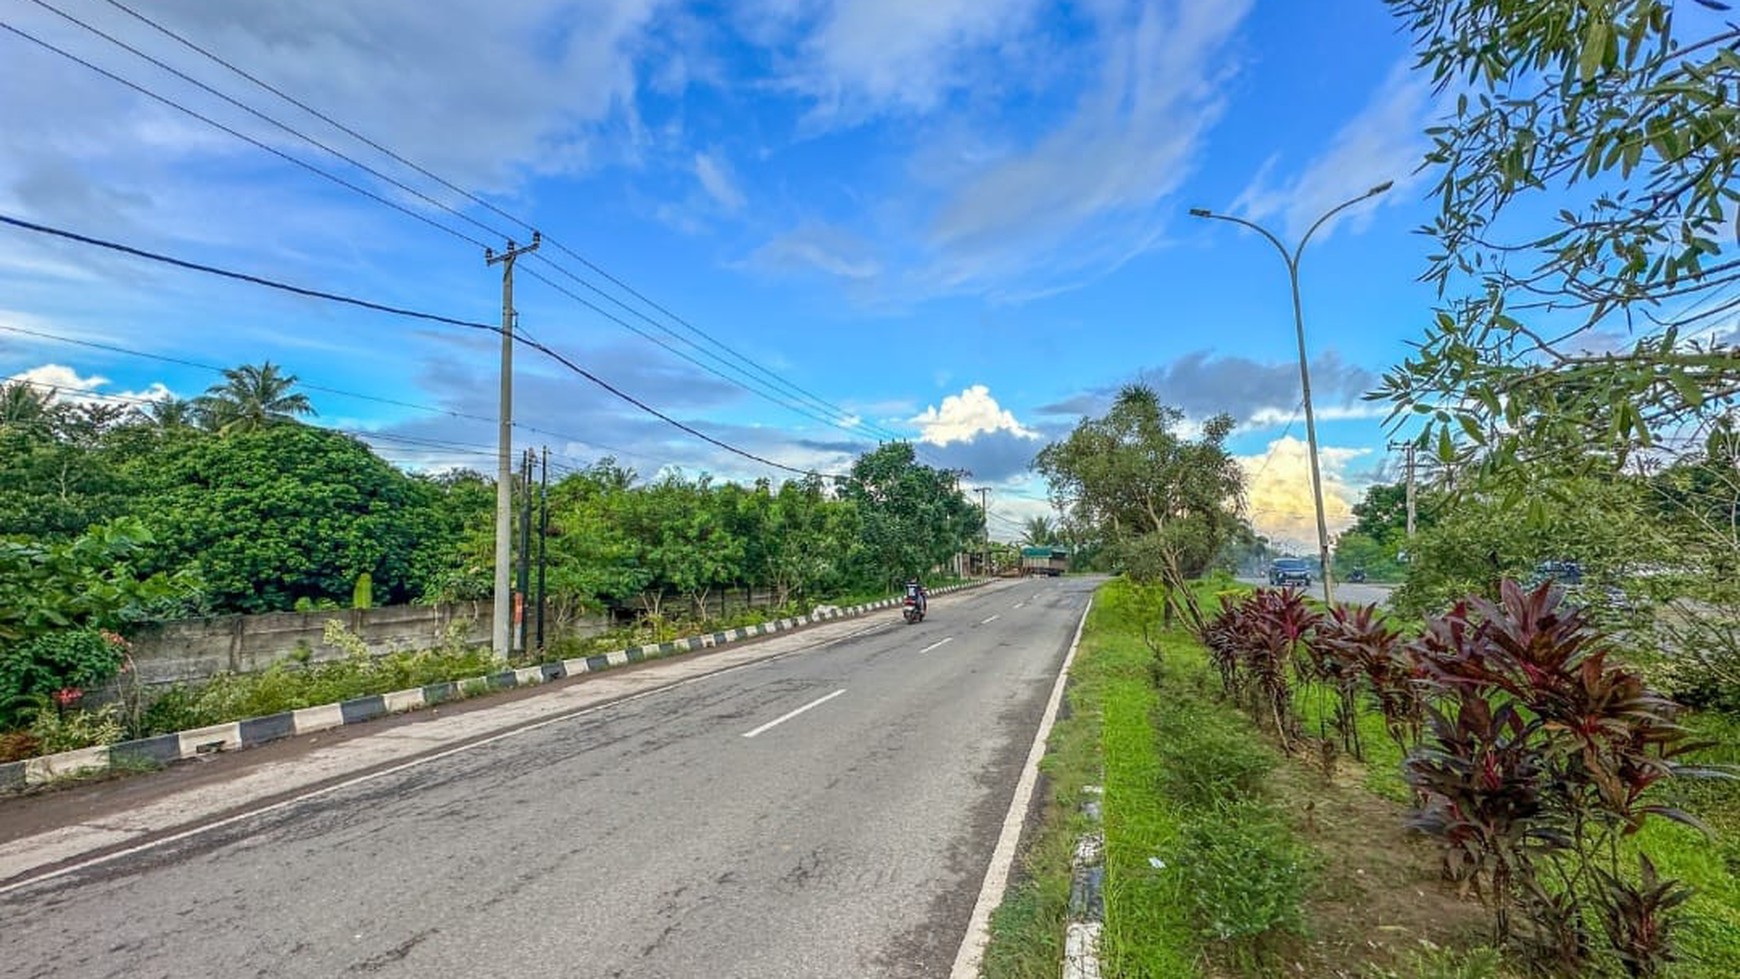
[1237,576,1395,607]
[0,578,1095,978]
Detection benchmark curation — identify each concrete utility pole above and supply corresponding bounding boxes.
[1388,440,1418,537]
[1189,181,1392,607]
[536,445,549,652]
[975,487,990,577]
[486,232,539,659]
[516,447,534,653]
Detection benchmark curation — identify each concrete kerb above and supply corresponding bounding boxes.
[1065,786,1107,979]
[0,580,990,792]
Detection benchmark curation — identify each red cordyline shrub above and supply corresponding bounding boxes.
[1309,602,1414,761]
[1403,580,1709,977]
[1195,588,1318,748]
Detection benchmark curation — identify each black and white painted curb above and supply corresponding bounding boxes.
[1065,785,1106,979]
[0,582,986,793]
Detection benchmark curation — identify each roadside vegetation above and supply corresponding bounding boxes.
[1,371,985,761]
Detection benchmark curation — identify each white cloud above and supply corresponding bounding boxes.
[693,152,746,212]
[1245,402,1388,428]
[1236,436,1369,547]
[1230,59,1433,242]
[745,222,884,280]
[763,0,1045,118]
[5,362,173,406]
[918,0,1252,296]
[7,363,108,393]
[910,384,1038,446]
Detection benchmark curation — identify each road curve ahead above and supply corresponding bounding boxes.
[1,577,1096,978]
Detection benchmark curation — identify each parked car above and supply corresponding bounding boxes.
[1268,558,1311,588]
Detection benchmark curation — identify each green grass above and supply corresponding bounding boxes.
[1294,663,1740,977]
[984,577,1314,978]
[136,644,500,736]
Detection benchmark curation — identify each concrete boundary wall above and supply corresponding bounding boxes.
[123,585,800,689]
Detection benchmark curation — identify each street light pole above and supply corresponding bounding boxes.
[1189,181,1392,606]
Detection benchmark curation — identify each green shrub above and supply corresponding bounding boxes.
[1155,703,1275,810]
[28,701,125,754]
[0,629,127,728]
[1179,800,1313,950]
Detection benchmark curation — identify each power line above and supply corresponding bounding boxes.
[0,322,659,466]
[0,18,488,250]
[0,211,848,480]
[29,0,907,445]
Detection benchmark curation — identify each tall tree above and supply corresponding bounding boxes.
[195,361,315,435]
[1033,384,1245,583]
[1020,515,1057,547]
[133,424,438,612]
[839,442,981,584]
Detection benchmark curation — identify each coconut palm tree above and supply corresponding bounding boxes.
[0,379,53,428]
[195,362,315,435]
[143,395,198,430]
[1021,515,1057,547]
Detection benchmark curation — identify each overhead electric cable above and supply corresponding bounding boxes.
[71,0,910,442]
[0,212,847,479]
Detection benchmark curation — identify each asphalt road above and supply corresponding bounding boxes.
[1236,576,1395,607]
[0,577,1096,979]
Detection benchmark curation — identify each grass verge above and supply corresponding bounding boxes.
[982,578,1313,978]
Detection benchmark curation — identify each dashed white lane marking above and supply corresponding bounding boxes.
[1013,602,1026,609]
[741,689,847,739]
[981,615,1000,625]
[919,637,954,654]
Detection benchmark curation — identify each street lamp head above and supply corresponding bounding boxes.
[1188,207,1213,218]
[1367,180,1394,197]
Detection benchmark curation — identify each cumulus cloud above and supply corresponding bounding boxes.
[5,362,173,406]
[1236,436,1370,548]
[911,384,1038,445]
[899,384,1043,481]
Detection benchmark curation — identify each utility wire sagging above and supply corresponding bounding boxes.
[0,212,848,480]
[8,0,903,448]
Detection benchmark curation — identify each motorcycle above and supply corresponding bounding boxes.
[1348,567,1368,584]
[902,595,925,624]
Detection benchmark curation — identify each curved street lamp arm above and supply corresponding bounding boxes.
[1294,181,1394,265]
[1189,211,1292,271]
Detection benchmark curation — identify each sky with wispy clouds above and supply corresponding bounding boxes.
[0,0,1447,548]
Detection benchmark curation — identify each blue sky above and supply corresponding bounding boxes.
[0,0,1449,547]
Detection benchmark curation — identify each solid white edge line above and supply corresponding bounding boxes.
[981,614,1000,625]
[949,593,1094,979]
[919,637,954,654]
[740,688,847,739]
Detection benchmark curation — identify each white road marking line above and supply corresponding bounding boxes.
[1012,602,1025,609]
[981,614,1000,625]
[950,596,1096,979]
[920,637,954,654]
[741,689,847,739]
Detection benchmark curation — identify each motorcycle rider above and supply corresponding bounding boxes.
[905,577,928,616]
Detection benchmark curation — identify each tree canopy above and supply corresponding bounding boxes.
[1378,0,1740,475]
[1034,384,1245,583]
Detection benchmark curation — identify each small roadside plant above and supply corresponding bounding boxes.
[1315,602,1421,760]
[1403,580,1712,977]
[1197,588,1318,749]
